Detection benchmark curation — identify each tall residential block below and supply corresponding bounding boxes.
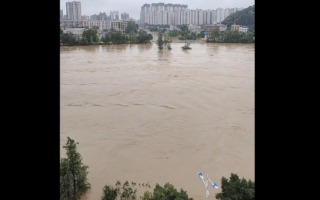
[66,1,81,20]
[140,2,244,26]
[110,11,119,21]
[121,12,129,20]
[60,10,63,20]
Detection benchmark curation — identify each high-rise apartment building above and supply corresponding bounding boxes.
[211,10,216,24]
[139,3,242,26]
[60,10,63,20]
[140,3,187,25]
[121,12,129,20]
[110,11,119,21]
[198,10,204,25]
[66,1,81,20]
[220,8,225,22]
[216,8,222,23]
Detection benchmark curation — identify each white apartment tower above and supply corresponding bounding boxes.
[110,11,119,21]
[66,1,81,20]
[212,10,216,24]
[198,10,204,25]
[205,10,211,25]
[121,12,129,20]
[139,3,242,26]
[220,8,225,22]
[216,7,222,23]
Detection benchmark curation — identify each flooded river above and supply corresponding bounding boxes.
[60,43,254,200]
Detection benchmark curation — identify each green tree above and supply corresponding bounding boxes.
[156,31,164,49]
[135,30,152,44]
[179,25,189,33]
[80,37,88,45]
[90,36,93,44]
[82,29,98,44]
[156,31,171,50]
[61,33,77,46]
[76,37,80,44]
[215,173,255,200]
[168,30,180,37]
[125,21,137,33]
[163,33,172,50]
[60,137,91,200]
[101,185,118,200]
[142,191,153,200]
[145,183,193,200]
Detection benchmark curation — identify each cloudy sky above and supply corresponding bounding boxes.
[60,0,254,19]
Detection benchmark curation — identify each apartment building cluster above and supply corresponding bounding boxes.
[60,1,133,32]
[140,3,243,26]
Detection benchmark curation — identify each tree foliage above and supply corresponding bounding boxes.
[101,185,118,200]
[101,30,152,44]
[142,183,193,200]
[156,32,164,49]
[61,33,78,46]
[142,191,153,200]
[101,181,138,200]
[60,137,91,200]
[221,5,255,32]
[125,21,138,34]
[207,29,254,43]
[178,32,203,40]
[178,25,189,34]
[156,31,172,50]
[215,173,255,200]
[168,30,180,37]
[82,29,99,44]
[80,37,89,45]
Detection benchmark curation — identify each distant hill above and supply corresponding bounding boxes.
[221,5,255,31]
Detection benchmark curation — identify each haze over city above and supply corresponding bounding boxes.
[60,0,254,19]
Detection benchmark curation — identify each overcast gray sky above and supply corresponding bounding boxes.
[60,0,254,19]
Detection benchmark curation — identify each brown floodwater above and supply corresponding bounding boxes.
[60,43,254,200]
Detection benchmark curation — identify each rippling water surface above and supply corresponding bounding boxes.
[60,43,254,200]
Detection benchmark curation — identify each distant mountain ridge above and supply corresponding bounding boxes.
[221,5,255,31]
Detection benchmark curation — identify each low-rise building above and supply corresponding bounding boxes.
[111,18,135,33]
[204,23,227,32]
[231,24,240,31]
[63,28,86,35]
[170,25,178,30]
[60,20,111,30]
[188,24,202,33]
[239,25,248,33]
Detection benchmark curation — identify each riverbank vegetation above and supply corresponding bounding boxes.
[60,137,255,200]
[101,30,153,44]
[215,173,255,200]
[60,28,153,46]
[178,32,204,40]
[207,28,254,43]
